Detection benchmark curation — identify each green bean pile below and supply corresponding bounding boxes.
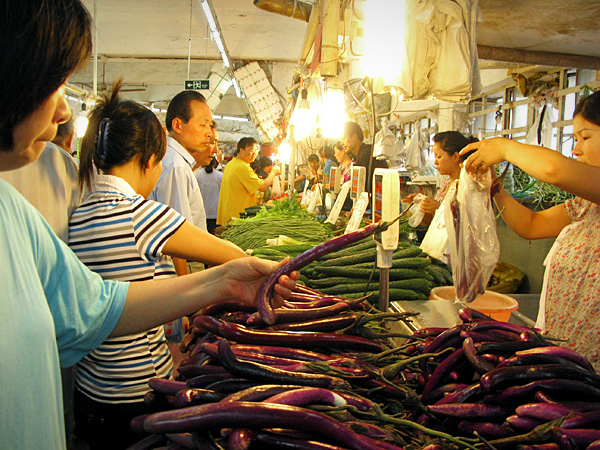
[222,215,332,250]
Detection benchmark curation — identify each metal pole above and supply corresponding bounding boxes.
[93,0,98,95]
[288,125,297,199]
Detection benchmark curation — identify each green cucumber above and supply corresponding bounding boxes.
[344,289,428,301]
[314,266,430,281]
[318,238,377,260]
[425,265,447,285]
[317,278,432,295]
[308,277,368,288]
[391,257,431,269]
[318,248,377,267]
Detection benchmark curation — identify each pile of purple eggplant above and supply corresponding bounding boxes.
[127,282,428,450]
[405,308,600,449]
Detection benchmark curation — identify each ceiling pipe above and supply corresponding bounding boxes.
[477,45,600,71]
[298,1,320,65]
[253,0,312,22]
[320,0,340,77]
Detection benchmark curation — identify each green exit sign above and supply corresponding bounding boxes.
[185,79,210,90]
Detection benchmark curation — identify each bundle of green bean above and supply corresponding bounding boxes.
[222,216,331,251]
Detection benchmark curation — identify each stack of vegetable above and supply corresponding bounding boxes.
[129,223,600,450]
[221,197,332,251]
[299,236,452,303]
[396,309,600,449]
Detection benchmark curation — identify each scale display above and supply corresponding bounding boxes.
[373,173,384,223]
[329,166,341,193]
[350,166,366,200]
[322,171,330,192]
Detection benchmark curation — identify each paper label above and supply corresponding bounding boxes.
[325,180,351,225]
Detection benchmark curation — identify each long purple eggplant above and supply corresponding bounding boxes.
[256,223,380,325]
[427,403,514,420]
[227,428,255,450]
[504,414,545,432]
[143,400,400,450]
[254,430,361,449]
[176,364,228,379]
[247,302,351,326]
[172,388,225,408]
[515,402,572,421]
[420,348,465,401]
[218,321,384,352]
[562,410,600,429]
[514,346,596,373]
[457,420,513,438]
[230,344,332,362]
[269,314,357,332]
[479,364,600,392]
[217,339,351,390]
[203,379,262,393]
[485,379,600,404]
[197,300,257,317]
[555,428,600,447]
[148,378,187,396]
[264,387,347,408]
[221,384,304,402]
[200,341,304,366]
[462,337,496,374]
[192,315,223,335]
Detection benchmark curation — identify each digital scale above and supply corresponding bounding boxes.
[372,168,401,311]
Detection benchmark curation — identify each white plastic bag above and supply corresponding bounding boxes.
[373,118,396,160]
[408,193,427,227]
[444,167,500,303]
[420,196,451,264]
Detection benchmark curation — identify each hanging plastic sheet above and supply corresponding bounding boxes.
[526,102,554,149]
[373,118,396,160]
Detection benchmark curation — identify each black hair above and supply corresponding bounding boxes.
[204,157,218,173]
[79,80,167,191]
[235,137,258,156]
[259,156,273,170]
[323,146,335,160]
[574,90,600,127]
[344,122,364,143]
[165,91,207,132]
[55,115,75,141]
[433,131,479,163]
[0,0,92,151]
[308,153,319,163]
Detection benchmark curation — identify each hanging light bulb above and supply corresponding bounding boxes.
[75,103,89,138]
[291,88,313,139]
[321,78,345,139]
[278,139,291,164]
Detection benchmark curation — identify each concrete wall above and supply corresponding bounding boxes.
[496,213,555,295]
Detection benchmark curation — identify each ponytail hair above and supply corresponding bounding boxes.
[79,79,167,191]
[433,131,479,162]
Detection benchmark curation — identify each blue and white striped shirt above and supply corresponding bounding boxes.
[69,175,185,403]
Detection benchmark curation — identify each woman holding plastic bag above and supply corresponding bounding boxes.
[460,90,600,372]
[407,132,477,263]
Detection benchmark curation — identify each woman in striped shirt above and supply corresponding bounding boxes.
[69,81,245,449]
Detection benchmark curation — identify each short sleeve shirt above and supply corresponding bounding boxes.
[545,197,600,372]
[217,157,263,225]
[0,179,127,449]
[149,137,207,231]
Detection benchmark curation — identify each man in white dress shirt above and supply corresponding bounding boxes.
[150,91,234,276]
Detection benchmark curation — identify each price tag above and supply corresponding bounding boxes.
[344,191,369,234]
[325,180,351,225]
[307,184,322,214]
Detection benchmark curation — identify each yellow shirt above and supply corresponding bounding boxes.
[217,157,263,225]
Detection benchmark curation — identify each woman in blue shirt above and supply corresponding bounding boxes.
[0,3,297,448]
